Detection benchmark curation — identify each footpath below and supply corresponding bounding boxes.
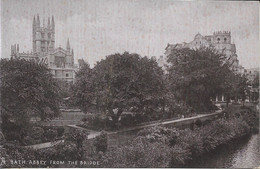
[26,110,223,149]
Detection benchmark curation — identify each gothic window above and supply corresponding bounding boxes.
[41,33,44,38]
[66,73,69,77]
[224,38,227,42]
[48,33,51,39]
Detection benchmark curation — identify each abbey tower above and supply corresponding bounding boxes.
[11,15,77,84]
[32,14,55,54]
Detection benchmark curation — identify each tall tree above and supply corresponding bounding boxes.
[0,58,61,126]
[72,60,94,112]
[73,52,166,124]
[166,47,232,111]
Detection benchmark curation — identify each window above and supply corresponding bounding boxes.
[48,33,51,39]
[66,73,69,77]
[217,38,220,43]
[224,38,227,42]
[41,33,44,38]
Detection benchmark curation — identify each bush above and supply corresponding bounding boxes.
[81,117,87,122]
[93,131,108,152]
[195,119,202,127]
[30,127,44,140]
[43,129,58,142]
[100,137,171,168]
[0,131,5,145]
[79,114,108,130]
[65,129,88,149]
[56,127,65,137]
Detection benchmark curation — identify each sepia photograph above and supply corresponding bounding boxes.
[0,0,259,168]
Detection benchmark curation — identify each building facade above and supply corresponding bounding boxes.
[163,31,245,74]
[161,31,258,102]
[11,14,77,83]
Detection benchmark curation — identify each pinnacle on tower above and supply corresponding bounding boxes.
[33,16,36,27]
[43,17,45,27]
[11,45,13,55]
[51,15,55,29]
[66,38,70,52]
[72,48,74,55]
[37,14,40,27]
[48,17,50,28]
[17,44,19,52]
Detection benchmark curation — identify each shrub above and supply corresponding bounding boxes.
[100,137,171,168]
[81,117,87,122]
[195,119,202,127]
[43,129,58,142]
[56,127,65,137]
[0,131,6,145]
[65,129,88,149]
[169,144,191,167]
[137,126,178,143]
[93,131,108,152]
[30,127,44,140]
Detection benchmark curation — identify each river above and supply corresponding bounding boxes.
[185,134,260,168]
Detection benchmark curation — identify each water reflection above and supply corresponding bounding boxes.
[186,134,260,168]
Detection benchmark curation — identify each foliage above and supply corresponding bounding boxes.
[56,126,65,137]
[166,47,232,111]
[71,61,93,112]
[73,52,166,126]
[100,107,252,168]
[0,58,61,134]
[93,131,108,152]
[0,131,5,145]
[30,126,44,140]
[78,114,108,130]
[100,137,171,168]
[223,73,249,105]
[43,129,58,142]
[137,126,179,144]
[65,128,88,149]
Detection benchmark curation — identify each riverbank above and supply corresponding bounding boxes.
[98,106,259,168]
[184,133,260,168]
[0,105,258,168]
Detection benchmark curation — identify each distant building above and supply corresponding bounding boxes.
[162,31,245,74]
[11,14,77,84]
[161,31,258,102]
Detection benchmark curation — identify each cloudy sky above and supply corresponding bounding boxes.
[1,0,259,68]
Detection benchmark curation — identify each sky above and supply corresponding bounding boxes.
[1,0,259,69]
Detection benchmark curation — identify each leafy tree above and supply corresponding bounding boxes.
[72,61,94,112]
[0,58,61,128]
[251,72,259,102]
[166,47,232,111]
[222,72,249,106]
[73,52,166,125]
[93,131,108,152]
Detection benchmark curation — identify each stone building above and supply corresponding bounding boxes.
[163,31,245,74]
[11,14,77,84]
[161,31,252,102]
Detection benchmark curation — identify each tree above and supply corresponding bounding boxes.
[73,52,166,125]
[222,71,249,106]
[166,47,232,111]
[72,60,94,112]
[0,58,61,127]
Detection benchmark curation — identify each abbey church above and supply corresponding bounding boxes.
[160,31,245,74]
[11,14,77,83]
